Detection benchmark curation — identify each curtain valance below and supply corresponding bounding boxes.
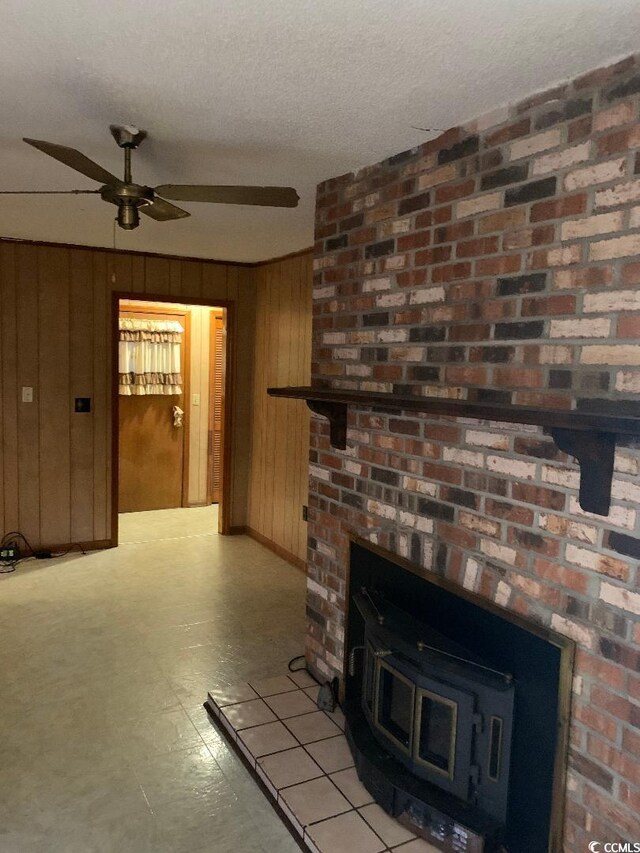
[118,317,183,396]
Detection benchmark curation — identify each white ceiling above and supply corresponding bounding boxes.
[0,1,637,262]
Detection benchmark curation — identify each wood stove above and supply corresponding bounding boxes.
[343,538,574,853]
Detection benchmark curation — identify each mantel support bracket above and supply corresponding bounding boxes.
[306,401,347,449]
[550,428,616,516]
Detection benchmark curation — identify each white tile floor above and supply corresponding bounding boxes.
[0,507,306,852]
[206,676,439,853]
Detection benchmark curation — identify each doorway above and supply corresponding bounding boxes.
[113,296,228,541]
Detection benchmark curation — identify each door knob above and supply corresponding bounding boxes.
[172,405,184,427]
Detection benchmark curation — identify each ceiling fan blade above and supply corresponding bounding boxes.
[154,185,300,208]
[0,189,100,195]
[141,197,191,222]
[23,138,120,185]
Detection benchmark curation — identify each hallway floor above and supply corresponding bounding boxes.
[0,508,306,852]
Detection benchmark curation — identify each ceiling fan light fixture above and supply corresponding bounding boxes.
[117,201,140,230]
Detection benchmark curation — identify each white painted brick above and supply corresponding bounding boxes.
[309,465,330,482]
[573,675,583,696]
[616,371,640,392]
[589,234,640,261]
[390,347,424,362]
[611,478,640,503]
[487,456,536,479]
[333,348,359,360]
[322,332,346,344]
[366,499,397,521]
[314,285,335,299]
[349,331,376,344]
[398,533,409,559]
[360,381,392,393]
[416,516,434,534]
[313,256,336,270]
[581,345,640,365]
[402,476,437,496]
[560,211,624,240]
[384,256,406,271]
[538,345,573,364]
[565,543,600,569]
[307,577,328,599]
[593,100,636,132]
[630,206,640,229]
[614,450,639,476]
[480,539,517,565]
[362,277,392,292]
[595,179,640,208]
[443,447,485,468]
[376,292,406,308]
[510,129,562,161]
[584,290,640,313]
[422,385,466,399]
[460,512,500,535]
[564,158,626,191]
[532,142,591,176]
[600,582,640,616]
[465,430,509,450]
[456,192,502,219]
[346,428,370,444]
[567,522,598,545]
[550,614,596,649]
[462,558,480,591]
[409,286,445,305]
[546,245,582,267]
[569,497,635,530]
[317,541,335,558]
[542,465,580,489]
[473,104,511,133]
[346,364,372,377]
[344,460,362,476]
[376,328,408,343]
[418,163,457,190]
[549,318,611,338]
[494,581,512,607]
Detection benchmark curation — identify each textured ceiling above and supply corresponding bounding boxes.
[0,0,637,262]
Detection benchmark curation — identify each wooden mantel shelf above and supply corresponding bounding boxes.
[267,386,640,516]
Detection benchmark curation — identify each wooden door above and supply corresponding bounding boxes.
[208,311,225,503]
[118,308,189,513]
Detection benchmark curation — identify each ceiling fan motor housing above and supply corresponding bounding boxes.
[100,182,154,230]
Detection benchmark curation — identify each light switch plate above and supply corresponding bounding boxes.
[192,393,200,406]
[21,386,33,403]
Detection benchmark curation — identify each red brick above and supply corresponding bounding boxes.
[529,194,587,222]
[415,210,433,229]
[478,208,527,234]
[574,704,619,741]
[433,205,452,224]
[621,261,640,285]
[583,785,640,838]
[520,295,576,316]
[435,179,476,204]
[434,221,474,243]
[431,262,472,282]
[475,255,522,276]
[396,270,428,288]
[568,115,592,143]
[494,367,543,387]
[597,125,640,156]
[485,117,531,147]
[423,462,462,485]
[591,684,636,722]
[397,230,432,252]
[512,483,565,509]
[619,315,640,338]
[448,324,491,343]
[456,236,499,258]
[485,499,534,525]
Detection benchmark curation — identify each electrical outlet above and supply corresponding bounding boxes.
[302,505,308,522]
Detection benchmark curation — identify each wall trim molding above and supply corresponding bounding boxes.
[0,235,313,269]
[245,526,306,572]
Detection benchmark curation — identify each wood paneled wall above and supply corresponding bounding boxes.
[0,239,256,547]
[247,252,313,566]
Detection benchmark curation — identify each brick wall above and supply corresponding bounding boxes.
[306,56,640,846]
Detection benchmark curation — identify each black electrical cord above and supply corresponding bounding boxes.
[0,530,86,574]
[288,654,307,672]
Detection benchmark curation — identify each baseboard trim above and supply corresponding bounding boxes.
[37,539,113,555]
[244,527,306,572]
[228,526,247,535]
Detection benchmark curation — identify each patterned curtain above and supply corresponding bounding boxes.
[118,318,183,395]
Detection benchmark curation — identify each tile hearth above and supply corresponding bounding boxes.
[205,671,439,853]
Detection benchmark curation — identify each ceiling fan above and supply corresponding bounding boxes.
[2,125,300,230]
